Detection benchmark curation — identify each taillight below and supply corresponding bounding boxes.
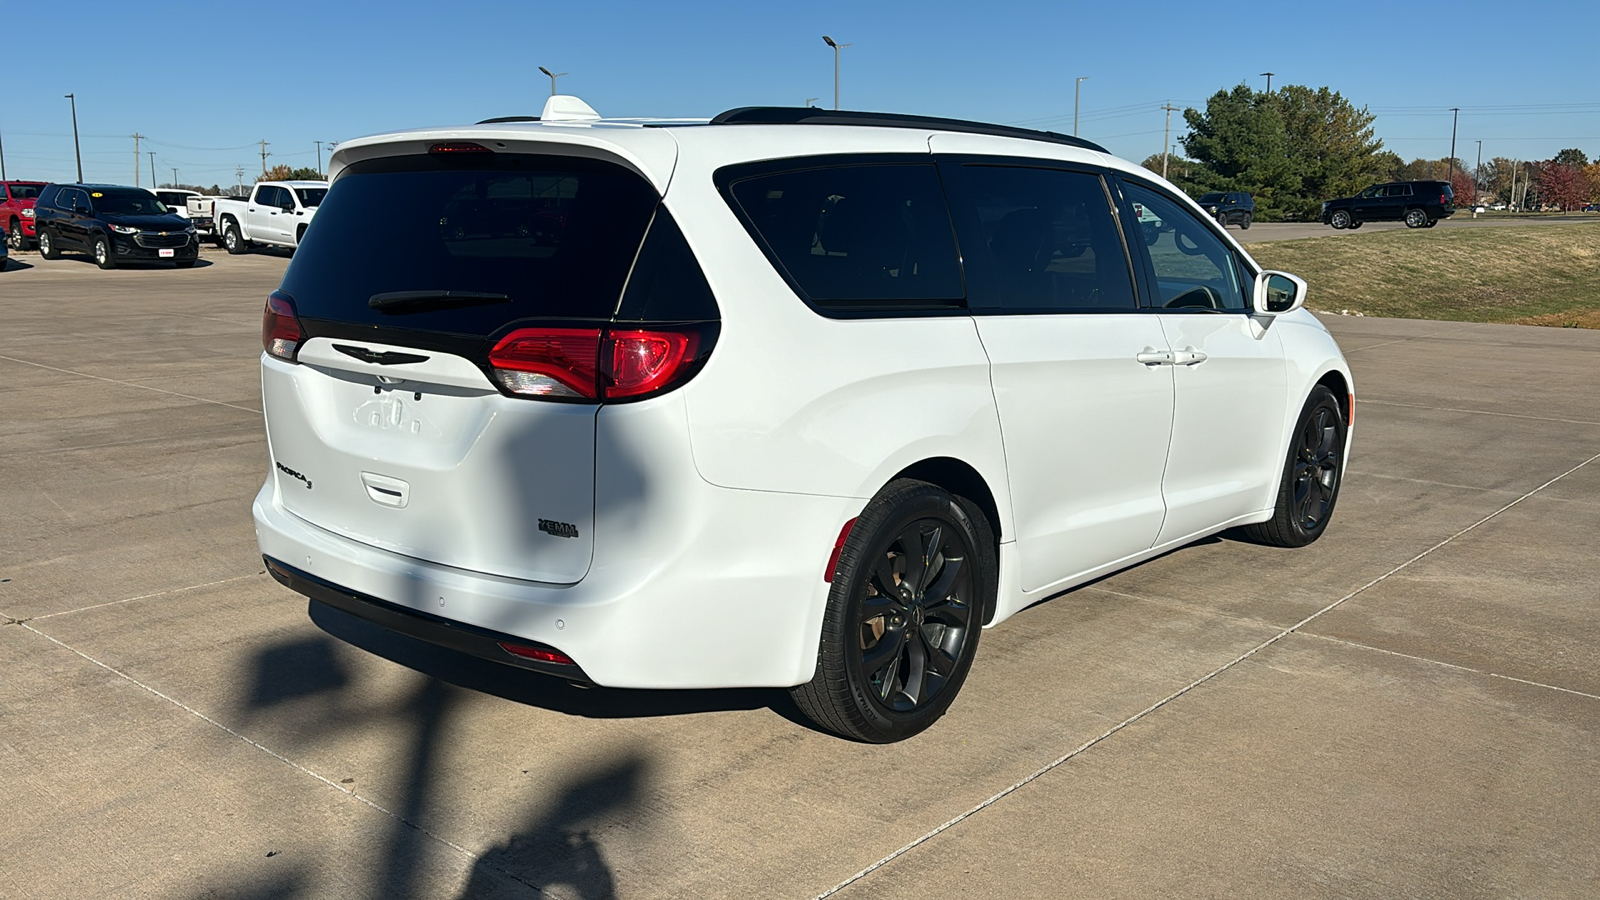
[487,328,602,399]
[262,291,303,362]
[605,329,699,398]
[1440,193,1449,205]
[488,326,705,402]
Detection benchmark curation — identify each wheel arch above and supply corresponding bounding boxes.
[1315,369,1352,426]
[887,456,1005,625]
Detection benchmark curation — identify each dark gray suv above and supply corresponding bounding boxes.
[1197,191,1254,229]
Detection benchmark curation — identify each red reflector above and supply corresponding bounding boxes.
[488,328,602,398]
[429,141,493,154]
[497,642,575,665]
[1348,393,1355,426]
[605,329,698,398]
[262,291,303,362]
[824,517,858,583]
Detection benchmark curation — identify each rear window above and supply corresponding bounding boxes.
[7,184,43,200]
[1198,193,1224,204]
[723,162,964,312]
[280,154,658,336]
[295,187,327,207]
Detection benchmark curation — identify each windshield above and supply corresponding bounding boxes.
[7,184,44,200]
[1198,193,1224,203]
[295,188,328,207]
[90,190,170,216]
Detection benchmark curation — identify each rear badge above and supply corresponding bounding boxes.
[276,461,313,490]
[538,518,579,539]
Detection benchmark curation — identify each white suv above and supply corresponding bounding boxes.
[254,98,1352,742]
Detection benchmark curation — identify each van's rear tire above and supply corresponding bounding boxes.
[790,479,995,743]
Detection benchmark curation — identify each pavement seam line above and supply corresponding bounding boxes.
[0,353,262,415]
[1356,398,1600,427]
[26,573,265,622]
[1337,324,1470,354]
[14,620,555,898]
[815,447,1600,900]
[1300,633,1600,702]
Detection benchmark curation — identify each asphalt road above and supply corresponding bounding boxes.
[1235,212,1600,243]
[4,246,1599,899]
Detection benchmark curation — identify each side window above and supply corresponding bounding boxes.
[1358,185,1380,199]
[1395,184,1413,197]
[1121,181,1247,311]
[255,186,280,207]
[724,163,964,311]
[949,164,1136,311]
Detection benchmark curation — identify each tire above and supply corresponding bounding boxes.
[790,479,996,742]
[92,234,116,269]
[7,219,22,250]
[39,228,60,259]
[1239,386,1347,548]
[1404,208,1429,229]
[1329,210,1351,230]
[1240,212,1252,230]
[1217,211,1229,228]
[223,220,247,254]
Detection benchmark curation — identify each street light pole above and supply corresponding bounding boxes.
[1074,76,1088,136]
[538,66,568,97]
[1448,107,1460,187]
[149,151,156,188]
[315,140,323,174]
[1475,139,1483,202]
[822,35,851,110]
[1261,71,1275,93]
[65,94,83,182]
[1161,102,1178,179]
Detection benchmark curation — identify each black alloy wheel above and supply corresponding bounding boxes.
[1329,210,1351,230]
[791,479,995,742]
[93,234,116,269]
[1239,386,1346,548]
[39,228,60,259]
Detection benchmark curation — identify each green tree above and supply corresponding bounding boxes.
[1553,148,1589,168]
[1179,83,1386,220]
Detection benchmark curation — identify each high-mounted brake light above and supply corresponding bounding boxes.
[262,291,304,362]
[429,141,493,154]
[487,326,706,402]
[488,328,603,399]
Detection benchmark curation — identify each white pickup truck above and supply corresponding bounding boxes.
[214,180,328,254]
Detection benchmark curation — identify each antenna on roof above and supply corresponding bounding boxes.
[541,95,601,122]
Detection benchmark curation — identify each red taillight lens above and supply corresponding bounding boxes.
[488,328,602,399]
[496,641,575,666]
[605,329,699,399]
[262,291,303,362]
[1441,193,1448,205]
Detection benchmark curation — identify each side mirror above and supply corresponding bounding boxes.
[1252,270,1307,316]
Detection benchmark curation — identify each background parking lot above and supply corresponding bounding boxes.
[3,247,1598,899]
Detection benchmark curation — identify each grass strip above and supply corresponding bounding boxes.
[1249,223,1600,328]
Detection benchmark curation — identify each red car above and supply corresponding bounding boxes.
[3,181,48,250]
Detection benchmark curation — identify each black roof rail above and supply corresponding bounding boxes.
[476,115,540,125]
[708,107,1109,154]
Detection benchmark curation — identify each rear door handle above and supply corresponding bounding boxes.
[1174,348,1209,366]
[1136,349,1175,366]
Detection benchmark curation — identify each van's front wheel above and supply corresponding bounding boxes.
[791,479,994,743]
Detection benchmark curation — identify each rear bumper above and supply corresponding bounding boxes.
[264,556,595,683]
[252,397,855,689]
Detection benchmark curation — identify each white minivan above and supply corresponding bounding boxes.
[255,98,1352,742]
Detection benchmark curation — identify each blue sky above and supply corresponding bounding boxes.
[5,0,1598,188]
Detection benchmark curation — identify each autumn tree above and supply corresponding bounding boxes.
[1535,160,1590,211]
[257,165,324,182]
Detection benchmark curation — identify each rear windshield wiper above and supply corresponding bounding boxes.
[368,290,511,313]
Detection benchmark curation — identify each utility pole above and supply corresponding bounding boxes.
[1447,107,1460,187]
[538,66,568,97]
[805,97,819,108]
[0,122,7,180]
[822,35,851,110]
[1261,71,1275,93]
[259,140,270,177]
[172,167,179,189]
[66,94,83,182]
[132,133,145,186]
[148,150,156,188]
[315,140,323,174]
[1074,76,1088,136]
[1509,159,1518,211]
[235,165,245,197]
[1161,102,1178,180]
[1475,139,1483,202]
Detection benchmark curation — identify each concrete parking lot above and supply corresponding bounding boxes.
[3,246,1598,899]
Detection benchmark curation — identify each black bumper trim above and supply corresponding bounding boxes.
[263,556,593,683]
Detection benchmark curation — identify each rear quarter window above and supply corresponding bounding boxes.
[720,160,964,313]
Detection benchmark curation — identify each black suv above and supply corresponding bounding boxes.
[1321,181,1455,230]
[33,183,199,268]
[1197,191,1254,229]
